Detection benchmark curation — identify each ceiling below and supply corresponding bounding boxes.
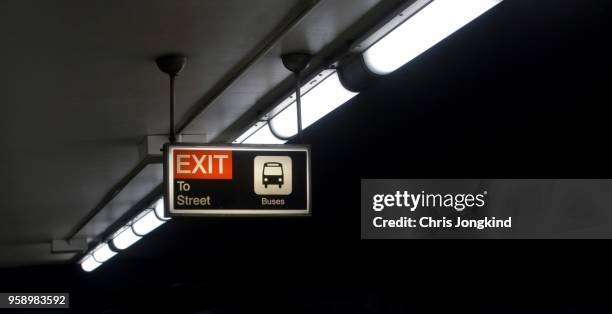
[0,0,407,267]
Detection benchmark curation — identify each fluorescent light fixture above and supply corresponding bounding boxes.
[132,208,166,236]
[233,122,267,144]
[235,70,356,143]
[111,225,142,250]
[241,124,287,144]
[268,72,357,138]
[91,242,116,263]
[80,254,102,272]
[363,0,502,74]
[80,198,171,272]
[153,197,170,221]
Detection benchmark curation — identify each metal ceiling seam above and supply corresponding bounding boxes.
[175,0,323,136]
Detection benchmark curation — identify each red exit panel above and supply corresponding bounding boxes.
[173,150,233,179]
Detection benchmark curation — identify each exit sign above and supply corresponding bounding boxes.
[164,143,311,216]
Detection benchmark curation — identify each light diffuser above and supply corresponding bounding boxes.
[131,208,166,236]
[91,243,116,263]
[111,225,142,250]
[80,254,102,272]
[363,0,502,74]
[269,72,357,138]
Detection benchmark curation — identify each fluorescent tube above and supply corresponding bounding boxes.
[80,254,102,272]
[235,70,356,143]
[91,242,116,263]
[111,225,142,250]
[233,122,268,144]
[241,124,287,144]
[363,0,502,74]
[269,72,357,138]
[153,198,170,221]
[131,208,166,236]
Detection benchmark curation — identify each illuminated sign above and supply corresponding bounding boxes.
[164,144,310,216]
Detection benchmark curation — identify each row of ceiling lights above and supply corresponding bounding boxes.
[80,198,169,271]
[233,0,502,145]
[79,0,502,272]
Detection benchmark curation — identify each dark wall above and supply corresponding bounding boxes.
[1,0,612,313]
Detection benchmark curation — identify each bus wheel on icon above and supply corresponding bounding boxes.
[254,156,292,195]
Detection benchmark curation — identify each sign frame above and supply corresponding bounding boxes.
[164,143,311,217]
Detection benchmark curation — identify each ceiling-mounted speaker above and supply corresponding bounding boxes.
[281,52,312,74]
[156,54,187,77]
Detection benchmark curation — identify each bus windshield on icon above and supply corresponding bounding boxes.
[263,162,284,188]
